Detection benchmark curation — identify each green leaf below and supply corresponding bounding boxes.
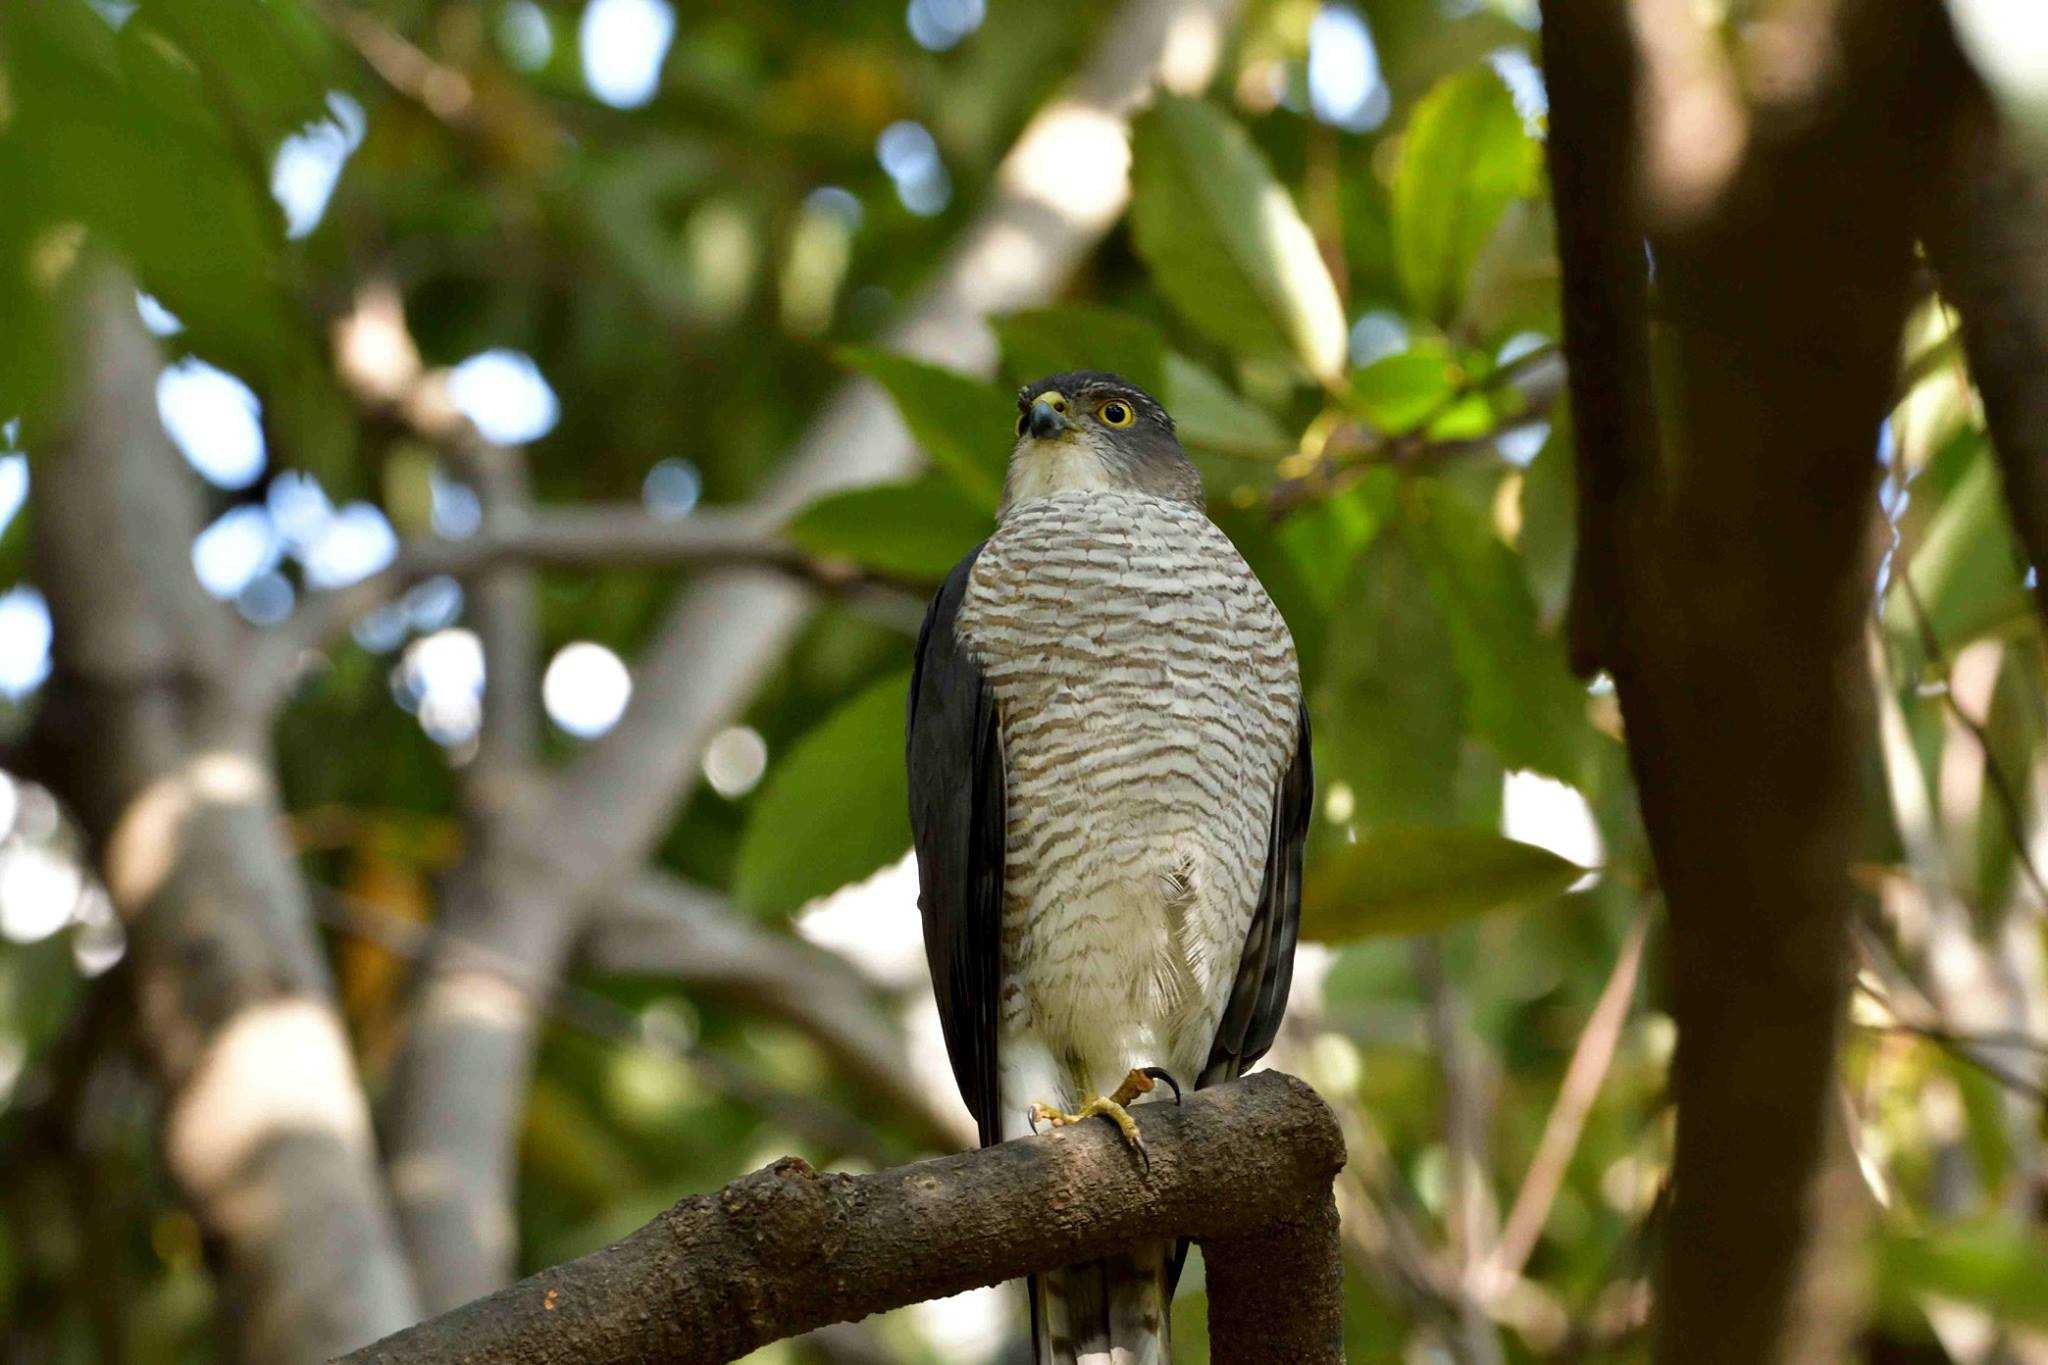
[786,475,988,582]
[1302,826,1585,942]
[1163,353,1292,458]
[732,672,913,920]
[992,306,1168,395]
[1393,66,1540,327]
[1316,525,1464,827]
[838,347,1014,511]
[140,0,337,149]
[1885,429,2031,650]
[0,2,300,389]
[1349,350,1459,434]
[1131,97,1348,381]
[1876,1221,2048,1330]
[1519,419,1577,627]
[1401,480,1589,783]
[1280,466,1397,612]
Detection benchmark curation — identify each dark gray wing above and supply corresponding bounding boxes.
[1199,701,1313,1087]
[906,543,1006,1148]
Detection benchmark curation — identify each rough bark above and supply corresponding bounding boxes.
[31,265,420,1359]
[1919,70,2048,638]
[344,1072,1343,1365]
[1538,2,1956,1360]
[377,0,1243,1312]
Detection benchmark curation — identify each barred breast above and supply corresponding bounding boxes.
[954,490,1299,1088]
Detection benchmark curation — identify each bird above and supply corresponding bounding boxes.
[906,371,1312,1364]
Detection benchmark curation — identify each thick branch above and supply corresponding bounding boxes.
[344,1072,1343,1365]
[1542,2,1958,1359]
[1919,75,2048,637]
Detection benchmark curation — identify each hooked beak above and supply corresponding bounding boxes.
[1024,397,1071,440]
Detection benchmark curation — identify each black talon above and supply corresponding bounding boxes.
[1027,1107,1042,1135]
[1140,1066,1183,1106]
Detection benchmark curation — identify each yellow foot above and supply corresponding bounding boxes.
[1026,1068,1182,1170]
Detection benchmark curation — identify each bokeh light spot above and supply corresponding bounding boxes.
[448,349,560,446]
[544,642,633,739]
[0,589,53,700]
[702,725,768,798]
[1308,6,1390,133]
[157,358,266,490]
[581,0,675,109]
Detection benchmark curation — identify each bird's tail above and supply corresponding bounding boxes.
[1031,1241,1170,1364]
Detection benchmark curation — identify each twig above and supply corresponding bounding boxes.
[1895,573,2048,910]
[1268,345,1566,515]
[307,883,899,1161]
[1480,916,1647,1298]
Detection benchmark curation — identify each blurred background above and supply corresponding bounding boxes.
[1,0,2046,1360]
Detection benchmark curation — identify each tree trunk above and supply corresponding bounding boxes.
[31,265,420,1360]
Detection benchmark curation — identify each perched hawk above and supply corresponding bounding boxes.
[907,372,1312,1364]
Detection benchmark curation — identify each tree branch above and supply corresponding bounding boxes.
[1918,72,2048,638]
[342,1072,1344,1365]
[581,873,976,1151]
[1540,1,1960,1358]
[31,262,420,1358]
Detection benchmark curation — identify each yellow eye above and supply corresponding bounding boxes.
[1098,400,1134,428]
[1015,412,1027,436]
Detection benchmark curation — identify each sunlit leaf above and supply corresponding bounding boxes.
[786,476,988,582]
[838,347,1014,511]
[733,671,912,919]
[0,2,300,387]
[1349,350,1458,434]
[1393,66,1540,327]
[1302,825,1585,941]
[1131,97,1348,381]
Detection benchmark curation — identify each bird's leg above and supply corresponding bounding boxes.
[1025,1067,1183,1170]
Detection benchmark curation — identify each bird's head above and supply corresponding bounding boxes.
[1003,371,1202,515]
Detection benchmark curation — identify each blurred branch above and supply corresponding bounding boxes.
[1413,940,1504,1364]
[273,505,919,681]
[1538,1,1957,1358]
[373,0,1245,1313]
[583,873,974,1151]
[1534,0,1660,680]
[306,882,901,1162]
[1481,916,1646,1299]
[342,1073,1346,1365]
[1333,1106,1502,1362]
[29,263,420,1358]
[1918,73,2048,638]
[1895,578,2048,908]
[322,3,476,128]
